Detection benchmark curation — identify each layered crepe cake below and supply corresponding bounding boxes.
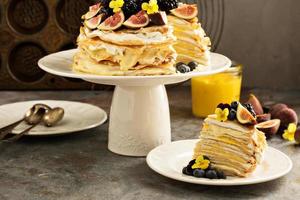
[193,103,267,177]
[168,5,211,66]
[73,0,211,76]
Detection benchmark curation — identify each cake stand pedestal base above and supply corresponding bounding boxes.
[108,85,171,156]
[38,49,231,157]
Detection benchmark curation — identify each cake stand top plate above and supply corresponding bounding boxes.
[38,49,231,86]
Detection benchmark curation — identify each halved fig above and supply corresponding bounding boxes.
[170,4,198,20]
[98,11,125,31]
[123,11,150,28]
[236,103,257,125]
[246,94,264,115]
[84,14,102,29]
[256,119,281,136]
[149,11,168,25]
[84,3,101,20]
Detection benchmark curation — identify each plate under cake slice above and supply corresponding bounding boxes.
[193,103,267,177]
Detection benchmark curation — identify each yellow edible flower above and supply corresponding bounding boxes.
[142,0,159,14]
[215,108,229,122]
[109,0,124,13]
[192,155,210,170]
[283,123,297,141]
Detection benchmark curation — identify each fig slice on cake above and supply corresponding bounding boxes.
[84,3,101,20]
[149,11,168,25]
[170,4,198,20]
[236,103,257,125]
[98,11,125,31]
[123,11,150,28]
[84,14,102,29]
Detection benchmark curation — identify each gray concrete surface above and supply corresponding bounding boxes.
[0,87,299,200]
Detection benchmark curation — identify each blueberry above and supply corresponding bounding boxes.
[230,101,239,110]
[228,109,237,121]
[205,169,218,179]
[184,165,194,175]
[193,169,205,178]
[182,167,189,175]
[188,61,199,71]
[189,159,196,165]
[216,170,227,179]
[176,63,191,73]
[176,62,185,68]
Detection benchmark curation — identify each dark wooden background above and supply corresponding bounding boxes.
[0,0,299,90]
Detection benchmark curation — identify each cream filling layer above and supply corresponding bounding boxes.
[82,26,176,45]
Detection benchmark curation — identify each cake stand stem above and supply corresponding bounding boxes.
[108,85,171,156]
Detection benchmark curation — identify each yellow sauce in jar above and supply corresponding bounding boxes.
[191,64,242,118]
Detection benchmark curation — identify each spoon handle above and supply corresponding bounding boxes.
[0,118,24,140]
[4,124,37,142]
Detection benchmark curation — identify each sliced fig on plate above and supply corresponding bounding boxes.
[256,119,281,136]
[123,11,150,28]
[149,11,168,25]
[84,3,101,20]
[84,14,102,29]
[236,103,257,125]
[170,4,198,20]
[98,11,125,31]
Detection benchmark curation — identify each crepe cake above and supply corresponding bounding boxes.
[168,4,211,66]
[193,103,267,177]
[73,1,177,76]
[73,1,212,76]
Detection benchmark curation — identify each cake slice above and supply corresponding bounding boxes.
[193,115,267,177]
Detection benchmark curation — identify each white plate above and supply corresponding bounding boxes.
[147,139,293,186]
[0,100,107,136]
[38,49,231,86]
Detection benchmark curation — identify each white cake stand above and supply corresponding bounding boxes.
[38,49,231,156]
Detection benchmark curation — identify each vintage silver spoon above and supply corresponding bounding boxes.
[43,107,64,127]
[4,107,65,142]
[0,104,51,140]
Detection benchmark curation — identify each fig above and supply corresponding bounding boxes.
[149,11,168,25]
[123,11,150,28]
[236,103,257,125]
[170,4,198,20]
[277,108,298,128]
[84,3,101,20]
[84,14,102,29]
[246,94,264,115]
[270,103,288,119]
[294,128,300,143]
[256,119,281,136]
[256,113,271,123]
[98,11,125,31]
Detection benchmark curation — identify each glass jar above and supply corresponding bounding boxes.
[191,62,243,118]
